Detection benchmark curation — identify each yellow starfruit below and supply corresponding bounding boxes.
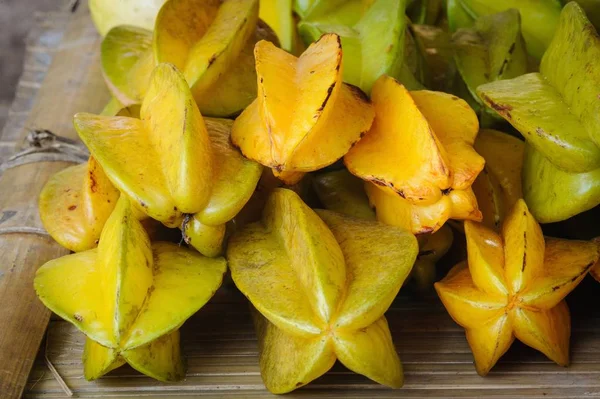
[75,63,214,227]
[101,0,277,117]
[472,129,525,230]
[38,104,144,252]
[227,188,418,393]
[231,33,375,185]
[75,64,262,256]
[34,197,227,381]
[435,199,599,375]
[345,75,484,234]
[39,157,119,252]
[312,168,453,292]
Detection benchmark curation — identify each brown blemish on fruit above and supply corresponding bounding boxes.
[74,313,83,322]
[316,83,337,114]
[89,170,98,193]
[68,205,77,211]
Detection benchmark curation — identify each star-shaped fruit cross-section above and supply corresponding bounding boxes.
[435,199,600,376]
[34,197,227,381]
[227,188,418,393]
[74,64,262,255]
[101,0,273,117]
[344,74,484,234]
[231,33,375,185]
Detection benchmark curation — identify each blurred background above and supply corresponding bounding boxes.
[0,0,57,130]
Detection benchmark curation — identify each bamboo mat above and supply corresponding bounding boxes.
[24,281,600,398]
[7,2,600,399]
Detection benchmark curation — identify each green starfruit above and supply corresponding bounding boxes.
[477,3,600,222]
[446,0,562,59]
[452,9,528,121]
[297,0,412,94]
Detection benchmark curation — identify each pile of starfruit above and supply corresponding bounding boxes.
[35,0,600,393]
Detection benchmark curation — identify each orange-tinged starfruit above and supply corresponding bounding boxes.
[101,0,276,117]
[345,75,484,234]
[472,129,525,230]
[231,33,374,185]
[227,188,418,393]
[34,197,227,381]
[435,199,600,376]
[39,157,120,252]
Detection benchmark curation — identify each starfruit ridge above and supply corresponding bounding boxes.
[435,199,600,375]
[34,197,227,381]
[231,33,374,185]
[477,2,600,222]
[345,75,484,234]
[75,64,262,255]
[228,188,418,393]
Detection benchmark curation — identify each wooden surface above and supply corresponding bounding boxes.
[4,2,600,398]
[24,283,600,398]
[0,2,110,397]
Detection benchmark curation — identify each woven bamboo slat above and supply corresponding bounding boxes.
[3,1,600,398]
[0,2,109,397]
[23,285,600,398]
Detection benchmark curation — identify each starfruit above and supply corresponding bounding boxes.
[435,199,600,376]
[477,3,600,222]
[452,9,528,122]
[90,0,166,36]
[34,198,227,381]
[297,0,409,94]
[345,75,484,234]
[313,168,453,292]
[39,157,119,252]
[38,104,142,252]
[75,64,262,255]
[472,129,525,230]
[446,0,562,59]
[227,188,418,393]
[101,0,277,117]
[231,33,374,185]
[567,0,600,29]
